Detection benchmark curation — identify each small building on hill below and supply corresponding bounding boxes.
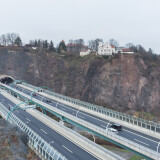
[97,42,115,55]
[80,49,91,57]
[66,43,88,53]
[121,48,133,54]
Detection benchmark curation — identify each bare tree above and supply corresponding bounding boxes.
[68,39,74,44]
[125,43,134,48]
[88,38,103,52]
[109,39,119,48]
[0,34,7,46]
[7,33,19,45]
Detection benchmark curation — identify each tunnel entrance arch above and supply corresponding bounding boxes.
[0,75,15,84]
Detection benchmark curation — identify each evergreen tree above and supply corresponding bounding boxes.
[49,40,55,51]
[34,39,38,47]
[148,48,153,54]
[14,37,22,46]
[43,40,48,49]
[58,40,66,53]
[37,39,41,47]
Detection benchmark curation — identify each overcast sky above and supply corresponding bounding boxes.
[0,0,160,53]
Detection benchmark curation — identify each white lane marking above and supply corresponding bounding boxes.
[62,145,73,153]
[78,115,85,119]
[123,129,158,144]
[134,139,150,146]
[41,97,44,101]
[16,110,19,113]
[25,103,100,160]
[40,129,47,134]
[8,104,12,108]
[25,122,29,124]
[26,118,31,121]
[16,85,158,145]
[58,103,159,144]
[49,141,54,145]
[101,125,106,128]
[61,108,66,111]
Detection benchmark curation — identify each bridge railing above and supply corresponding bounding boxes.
[1,84,160,159]
[22,82,160,133]
[0,103,67,160]
[49,104,160,156]
[42,103,160,159]
[32,108,125,160]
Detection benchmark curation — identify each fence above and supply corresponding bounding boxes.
[1,84,160,159]
[0,102,67,160]
[22,82,160,133]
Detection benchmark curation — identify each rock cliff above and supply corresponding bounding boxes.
[0,47,160,117]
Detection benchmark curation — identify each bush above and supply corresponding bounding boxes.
[102,55,109,59]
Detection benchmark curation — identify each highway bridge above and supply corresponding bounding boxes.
[0,75,160,159]
[0,75,124,160]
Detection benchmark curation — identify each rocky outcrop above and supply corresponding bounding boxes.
[0,47,160,116]
[0,118,39,160]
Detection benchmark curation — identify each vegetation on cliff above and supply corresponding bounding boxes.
[0,47,160,121]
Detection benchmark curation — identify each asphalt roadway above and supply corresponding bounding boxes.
[8,84,160,153]
[0,93,99,160]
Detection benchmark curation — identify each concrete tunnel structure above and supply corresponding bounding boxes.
[0,75,15,84]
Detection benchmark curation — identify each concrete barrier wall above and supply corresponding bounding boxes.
[0,90,124,160]
[18,84,160,139]
[1,84,160,159]
[28,109,122,160]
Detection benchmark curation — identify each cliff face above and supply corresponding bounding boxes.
[0,48,160,116]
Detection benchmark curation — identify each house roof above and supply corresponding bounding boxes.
[122,48,131,52]
[110,45,115,48]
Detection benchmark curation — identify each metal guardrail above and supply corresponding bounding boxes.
[1,84,160,159]
[0,87,125,160]
[0,103,67,160]
[21,82,160,133]
[41,101,160,159]
[32,109,125,160]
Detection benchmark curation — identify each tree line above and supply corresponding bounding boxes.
[0,33,155,54]
[0,33,22,46]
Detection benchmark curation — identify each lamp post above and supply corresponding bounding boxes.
[76,110,80,117]
[49,141,54,145]
[88,132,95,143]
[56,102,59,108]
[106,121,110,133]
[157,142,160,160]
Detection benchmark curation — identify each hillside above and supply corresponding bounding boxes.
[0,47,160,119]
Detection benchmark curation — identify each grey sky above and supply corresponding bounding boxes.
[0,0,160,53]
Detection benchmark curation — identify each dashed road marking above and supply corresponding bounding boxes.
[134,139,150,146]
[40,129,47,134]
[62,145,73,153]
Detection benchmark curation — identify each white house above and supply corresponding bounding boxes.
[97,42,115,55]
[80,49,91,57]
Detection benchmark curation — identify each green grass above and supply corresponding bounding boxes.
[129,155,144,160]
[102,145,144,160]
[101,145,129,153]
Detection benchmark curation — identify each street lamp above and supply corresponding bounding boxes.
[157,142,160,160]
[87,132,95,143]
[106,121,110,133]
[49,141,54,145]
[56,102,59,108]
[76,110,80,117]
